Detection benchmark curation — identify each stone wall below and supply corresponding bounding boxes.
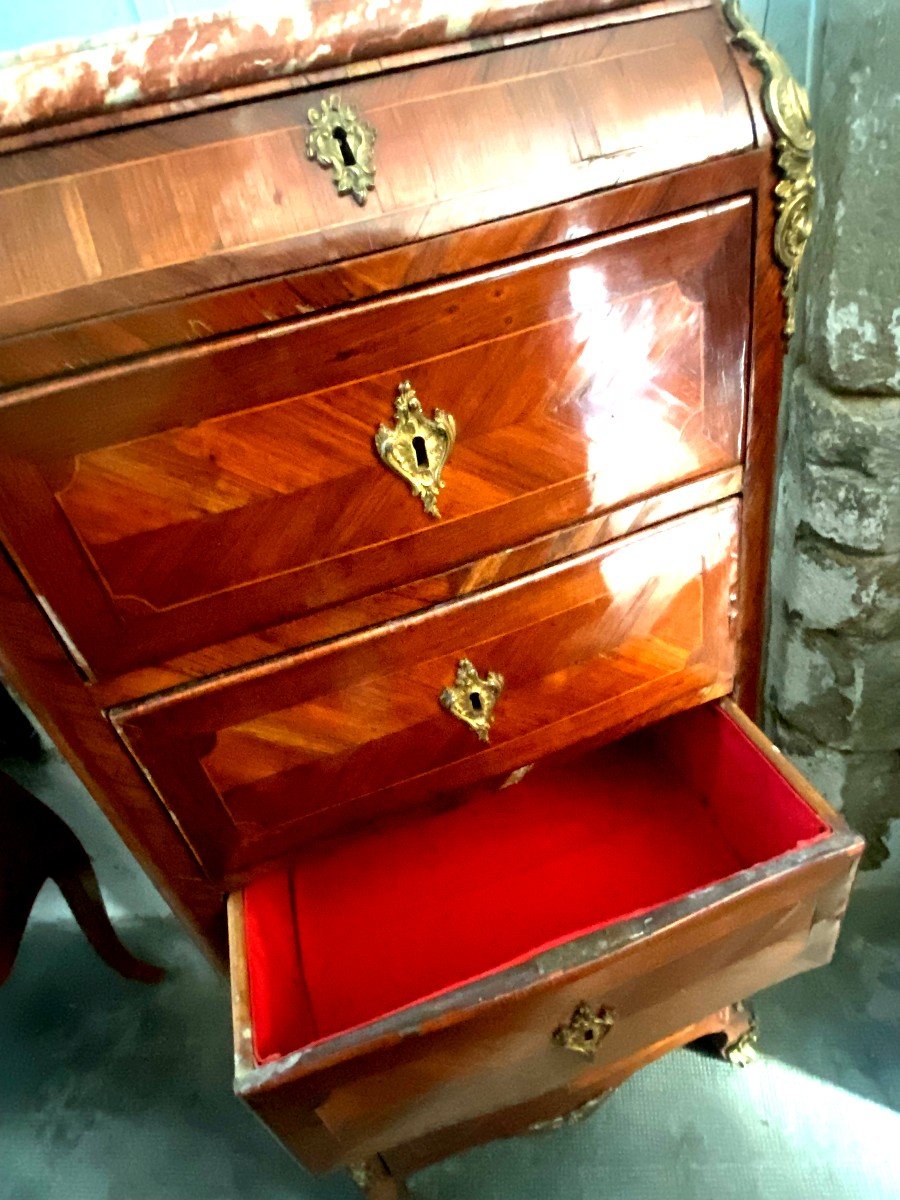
[766,0,900,867]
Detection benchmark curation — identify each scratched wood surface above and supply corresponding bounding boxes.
[0,199,750,680]
[114,500,739,882]
[0,7,752,350]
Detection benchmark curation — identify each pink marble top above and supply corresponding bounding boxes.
[0,0,656,142]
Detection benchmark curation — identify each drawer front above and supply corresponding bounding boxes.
[292,848,856,1166]
[114,500,739,882]
[229,703,861,1171]
[0,200,751,678]
[0,6,753,377]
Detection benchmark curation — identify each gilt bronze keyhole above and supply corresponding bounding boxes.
[552,1002,616,1058]
[439,659,504,742]
[306,94,376,204]
[374,381,456,517]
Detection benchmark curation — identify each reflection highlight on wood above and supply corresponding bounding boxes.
[0,3,864,1186]
[0,200,750,680]
[114,501,739,881]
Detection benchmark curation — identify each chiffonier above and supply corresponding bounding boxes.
[0,1,862,1195]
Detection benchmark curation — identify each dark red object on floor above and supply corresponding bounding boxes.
[0,770,165,986]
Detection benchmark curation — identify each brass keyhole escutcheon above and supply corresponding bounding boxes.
[374,381,456,518]
[439,659,504,743]
[552,1001,616,1058]
[306,94,376,205]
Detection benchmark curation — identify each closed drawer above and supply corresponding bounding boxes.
[228,701,862,1170]
[0,199,750,678]
[0,6,753,385]
[114,499,739,882]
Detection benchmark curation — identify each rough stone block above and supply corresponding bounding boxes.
[766,0,900,877]
[803,0,900,392]
[769,715,900,870]
[781,539,900,638]
[770,618,850,745]
[773,372,900,557]
[794,368,900,478]
[770,617,900,753]
[798,463,900,554]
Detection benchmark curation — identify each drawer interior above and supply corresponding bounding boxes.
[240,703,831,1065]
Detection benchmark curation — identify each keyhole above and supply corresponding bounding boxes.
[412,436,429,469]
[469,692,483,713]
[332,126,356,167]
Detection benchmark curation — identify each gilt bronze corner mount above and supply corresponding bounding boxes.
[724,1,816,338]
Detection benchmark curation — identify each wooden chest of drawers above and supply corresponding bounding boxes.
[0,2,861,1194]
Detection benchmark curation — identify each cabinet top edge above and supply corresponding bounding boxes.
[0,4,755,376]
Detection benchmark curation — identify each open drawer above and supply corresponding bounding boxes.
[228,701,862,1171]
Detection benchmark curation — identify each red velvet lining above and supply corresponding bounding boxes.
[243,704,829,1064]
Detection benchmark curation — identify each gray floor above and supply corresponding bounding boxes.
[2,747,900,1200]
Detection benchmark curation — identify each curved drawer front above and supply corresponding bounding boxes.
[0,5,753,378]
[0,200,750,677]
[228,702,860,1171]
[114,500,740,882]
[299,860,848,1163]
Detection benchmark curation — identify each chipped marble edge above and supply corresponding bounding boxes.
[0,0,637,140]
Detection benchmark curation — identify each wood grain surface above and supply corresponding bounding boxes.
[0,8,863,1186]
[729,45,787,716]
[0,8,751,345]
[228,701,861,1170]
[0,151,768,392]
[0,199,750,680]
[114,499,739,882]
[91,465,742,707]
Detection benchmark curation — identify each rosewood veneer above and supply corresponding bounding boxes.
[0,2,860,1195]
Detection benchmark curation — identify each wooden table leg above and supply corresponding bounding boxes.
[0,770,165,985]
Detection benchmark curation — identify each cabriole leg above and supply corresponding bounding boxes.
[693,1000,759,1067]
[349,1156,410,1199]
